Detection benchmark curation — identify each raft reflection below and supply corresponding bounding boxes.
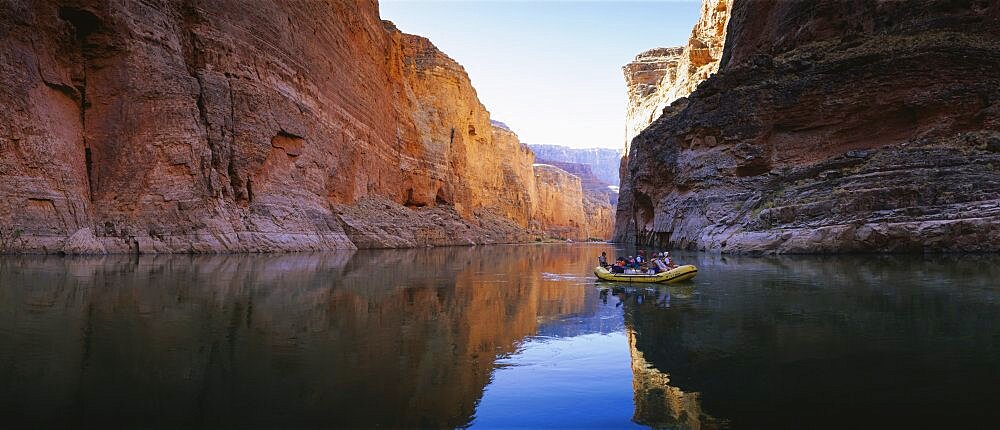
[0,245,605,429]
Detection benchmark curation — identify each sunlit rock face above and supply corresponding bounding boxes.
[526,144,621,240]
[486,124,538,228]
[0,0,555,253]
[333,28,544,248]
[528,144,622,187]
[394,31,539,225]
[531,164,587,240]
[623,0,731,153]
[536,160,616,239]
[615,0,1000,252]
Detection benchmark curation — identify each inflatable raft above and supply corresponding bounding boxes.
[594,265,698,284]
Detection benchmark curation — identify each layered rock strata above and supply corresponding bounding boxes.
[623,0,731,151]
[538,160,617,204]
[0,0,584,253]
[528,144,622,187]
[616,0,1000,253]
[528,144,620,240]
[535,160,615,239]
[530,164,590,240]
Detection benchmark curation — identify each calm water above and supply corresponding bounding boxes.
[1,245,998,429]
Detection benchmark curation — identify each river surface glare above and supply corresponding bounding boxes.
[1,244,998,429]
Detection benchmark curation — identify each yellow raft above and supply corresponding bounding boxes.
[594,265,698,284]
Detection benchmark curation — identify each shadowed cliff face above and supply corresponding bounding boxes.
[0,0,589,253]
[2,0,394,253]
[616,0,1000,253]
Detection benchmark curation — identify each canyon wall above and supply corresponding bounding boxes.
[623,0,731,152]
[2,0,400,253]
[616,0,1000,253]
[534,160,615,239]
[0,0,586,253]
[528,144,622,187]
[335,28,544,248]
[529,144,620,240]
[531,164,587,240]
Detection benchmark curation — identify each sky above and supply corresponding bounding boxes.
[380,0,701,149]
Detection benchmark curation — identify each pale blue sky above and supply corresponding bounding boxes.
[380,0,701,149]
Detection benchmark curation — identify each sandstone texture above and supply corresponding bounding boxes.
[531,164,587,240]
[535,160,615,239]
[623,0,731,151]
[529,144,621,240]
[616,0,1000,253]
[0,0,585,253]
[61,227,105,255]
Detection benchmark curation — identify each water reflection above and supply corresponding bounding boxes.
[2,248,999,429]
[603,284,719,429]
[620,252,1000,429]
[0,245,610,429]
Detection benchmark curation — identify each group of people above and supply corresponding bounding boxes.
[598,249,678,275]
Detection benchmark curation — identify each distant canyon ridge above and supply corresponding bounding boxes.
[0,0,615,253]
[617,0,1000,253]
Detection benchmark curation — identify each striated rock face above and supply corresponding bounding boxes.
[616,0,1000,253]
[0,0,579,252]
[393,30,538,226]
[528,144,622,187]
[535,160,615,239]
[623,0,731,151]
[531,164,587,240]
[3,0,399,253]
[623,47,684,152]
[529,144,621,240]
[485,124,538,228]
[538,160,615,201]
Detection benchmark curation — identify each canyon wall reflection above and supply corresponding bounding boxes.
[0,245,603,428]
[619,252,1000,429]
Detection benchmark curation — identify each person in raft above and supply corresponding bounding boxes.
[611,258,627,274]
[652,252,678,273]
[598,252,609,268]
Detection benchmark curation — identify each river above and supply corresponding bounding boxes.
[1,245,998,428]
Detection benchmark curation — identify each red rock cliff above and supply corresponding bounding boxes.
[616,0,1000,253]
[534,159,615,240]
[0,0,575,253]
[531,164,587,240]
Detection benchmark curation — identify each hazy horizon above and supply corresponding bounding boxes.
[380,0,701,150]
